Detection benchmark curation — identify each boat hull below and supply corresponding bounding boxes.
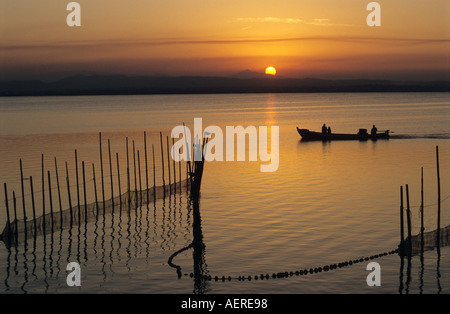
[297,127,389,141]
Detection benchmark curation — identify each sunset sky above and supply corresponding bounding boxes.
[0,0,449,80]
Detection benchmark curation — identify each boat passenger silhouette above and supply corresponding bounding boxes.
[371,125,378,136]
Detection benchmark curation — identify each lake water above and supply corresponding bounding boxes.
[0,93,449,294]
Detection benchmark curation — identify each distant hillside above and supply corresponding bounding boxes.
[231,70,269,79]
[0,75,449,96]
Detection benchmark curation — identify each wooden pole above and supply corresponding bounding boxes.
[75,150,80,225]
[65,162,73,224]
[420,167,424,253]
[82,161,87,222]
[144,131,149,201]
[160,132,165,194]
[20,159,27,237]
[4,183,11,242]
[183,122,192,176]
[54,158,63,226]
[167,135,172,194]
[179,149,182,193]
[116,153,122,207]
[47,171,54,230]
[436,146,440,231]
[13,191,18,243]
[29,177,37,234]
[172,137,176,194]
[406,184,412,251]
[152,144,156,199]
[138,150,142,204]
[41,154,46,235]
[133,140,137,196]
[400,186,404,248]
[126,137,131,204]
[99,132,106,211]
[92,163,99,215]
[108,139,114,209]
[420,167,424,234]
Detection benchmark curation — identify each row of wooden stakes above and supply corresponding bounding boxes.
[398,146,447,257]
[0,131,206,247]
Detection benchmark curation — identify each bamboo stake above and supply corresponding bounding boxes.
[172,137,176,194]
[82,161,87,222]
[65,162,73,225]
[167,136,171,194]
[138,150,142,204]
[179,149,182,193]
[160,132,165,194]
[41,154,45,235]
[75,150,80,225]
[20,159,27,238]
[183,122,192,176]
[420,167,424,253]
[400,186,404,248]
[41,155,46,235]
[406,184,412,251]
[4,183,11,243]
[133,140,137,196]
[116,153,122,207]
[92,163,99,216]
[47,171,54,230]
[108,139,114,209]
[144,131,149,201]
[13,191,18,243]
[436,146,440,231]
[420,167,424,234]
[126,137,131,204]
[29,177,37,235]
[152,144,156,199]
[99,132,106,211]
[54,158,63,227]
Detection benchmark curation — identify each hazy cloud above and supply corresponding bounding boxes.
[234,17,304,24]
[1,36,449,51]
[233,17,355,27]
[308,18,355,27]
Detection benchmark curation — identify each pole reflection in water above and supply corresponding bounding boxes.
[397,238,447,294]
[398,255,404,294]
[20,240,29,293]
[0,185,194,293]
[191,199,209,294]
[436,244,441,294]
[405,253,412,294]
[419,237,424,294]
[168,196,209,294]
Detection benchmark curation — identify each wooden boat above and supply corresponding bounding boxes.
[297,127,389,141]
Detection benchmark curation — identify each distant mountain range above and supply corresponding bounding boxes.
[231,70,272,79]
[0,73,449,96]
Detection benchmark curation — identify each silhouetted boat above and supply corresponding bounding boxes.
[297,127,389,141]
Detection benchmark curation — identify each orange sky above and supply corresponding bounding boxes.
[0,0,449,80]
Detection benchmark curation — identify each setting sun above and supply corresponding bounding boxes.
[265,66,277,76]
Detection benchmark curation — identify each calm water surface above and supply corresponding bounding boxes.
[0,93,449,294]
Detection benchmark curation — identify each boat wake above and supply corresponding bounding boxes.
[391,133,450,140]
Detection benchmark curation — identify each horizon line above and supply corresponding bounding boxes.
[2,73,450,83]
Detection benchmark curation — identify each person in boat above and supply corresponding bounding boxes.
[327,126,331,134]
[322,123,327,134]
[371,125,378,136]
